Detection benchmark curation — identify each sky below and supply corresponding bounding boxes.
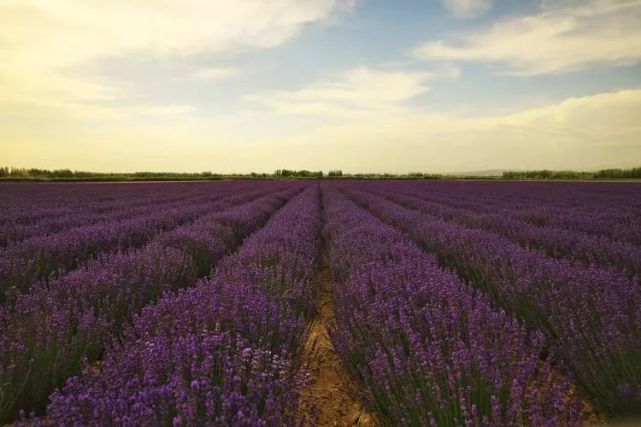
[1,0,640,173]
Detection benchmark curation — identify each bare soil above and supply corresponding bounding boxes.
[296,266,377,426]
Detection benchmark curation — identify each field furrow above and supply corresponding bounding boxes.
[296,199,376,426]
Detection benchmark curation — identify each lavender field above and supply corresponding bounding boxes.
[1,180,641,426]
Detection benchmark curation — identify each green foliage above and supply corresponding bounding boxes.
[502,170,589,180]
[1,165,639,182]
[274,169,323,178]
[502,166,641,180]
[594,167,641,179]
[0,168,225,181]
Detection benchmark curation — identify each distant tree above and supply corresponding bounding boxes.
[273,169,322,178]
[2,165,639,181]
[595,167,641,179]
[53,169,74,178]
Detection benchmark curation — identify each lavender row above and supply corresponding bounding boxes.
[0,183,292,293]
[0,182,220,226]
[388,182,641,246]
[372,187,641,277]
[0,185,231,247]
[0,185,302,424]
[40,185,321,426]
[0,182,200,224]
[389,181,641,216]
[414,185,641,225]
[348,187,641,414]
[322,186,583,425]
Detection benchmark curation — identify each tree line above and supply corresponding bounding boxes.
[1,166,640,181]
[502,167,641,180]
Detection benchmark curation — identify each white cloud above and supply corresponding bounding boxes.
[190,67,240,81]
[0,0,352,115]
[1,1,639,173]
[0,0,350,68]
[246,67,438,117]
[3,89,639,173]
[440,0,492,18]
[413,0,641,75]
[267,89,641,172]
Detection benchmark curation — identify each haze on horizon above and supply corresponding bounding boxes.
[1,0,640,174]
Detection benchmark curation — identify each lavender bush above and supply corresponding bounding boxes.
[1,179,639,425]
[323,186,584,425]
[0,187,300,423]
[0,192,230,292]
[42,185,321,425]
[348,185,641,414]
[376,188,641,277]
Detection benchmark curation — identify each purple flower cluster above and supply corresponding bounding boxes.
[0,182,295,293]
[0,185,210,247]
[377,181,641,246]
[0,182,189,228]
[346,184,641,414]
[0,185,301,423]
[322,186,584,425]
[1,179,639,425]
[375,187,641,278]
[41,185,321,425]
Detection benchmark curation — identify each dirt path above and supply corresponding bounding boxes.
[296,262,377,426]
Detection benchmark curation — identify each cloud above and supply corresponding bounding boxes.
[245,67,441,117]
[274,89,641,172]
[412,0,641,75]
[0,0,351,67]
[440,0,492,18]
[190,67,240,81]
[1,1,639,174]
[3,89,639,173]
[0,0,352,117]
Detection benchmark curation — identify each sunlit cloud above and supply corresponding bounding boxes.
[245,67,456,118]
[413,0,641,75]
[0,0,639,173]
[190,67,241,81]
[3,90,639,173]
[270,89,641,172]
[0,0,352,113]
[0,0,351,66]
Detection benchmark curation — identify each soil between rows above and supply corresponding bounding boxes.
[296,257,377,426]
